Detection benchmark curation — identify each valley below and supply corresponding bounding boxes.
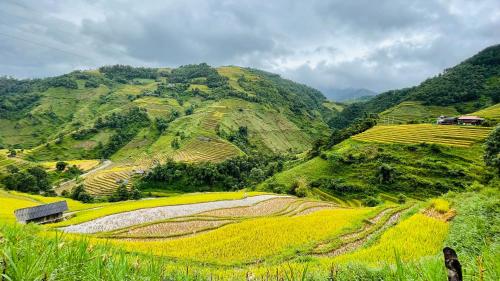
[0,45,499,280]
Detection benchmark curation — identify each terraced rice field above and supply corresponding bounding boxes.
[60,194,282,233]
[326,213,449,265]
[41,159,100,171]
[379,101,459,124]
[472,103,500,120]
[0,155,32,172]
[353,124,491,147]
[200,106,227,132]
[114,208,373,265]
[108,197,336,239]
[173,137,240,163]
[2,190,453,270]
[113,219,234,239]
[83,167,134,196]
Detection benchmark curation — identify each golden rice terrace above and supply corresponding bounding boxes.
[352,124,492,147]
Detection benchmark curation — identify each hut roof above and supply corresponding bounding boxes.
[14,201,68,222]
[458,115,484,120]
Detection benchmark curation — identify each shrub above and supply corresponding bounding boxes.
[466,181,485,192]
[56,161,68,171]
[397,193,406,204]
[377,163,396,184]
[484,125,500,174]
[363,196,381,207]
[70,185,94,203]
[291,178,309,197]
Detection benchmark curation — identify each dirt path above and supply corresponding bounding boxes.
[54,160,112,194]
[60,195,286,234]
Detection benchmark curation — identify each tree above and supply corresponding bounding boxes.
[185,106,194,115]
[155,117,169,133]
[56,161,68,171]
[249,167,265,183]
[129,186,142,200]
[111,183,130,202]
[484,125,500,174]
[377,164,396,184]
[363,196,381,207]
[8,148,16,157]
[171,138,180,149]
[70,185,94,203]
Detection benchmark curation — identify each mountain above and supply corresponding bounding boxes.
[330,44,500,129]
[321,88,377,102]
[260,44,500,204]
[0,64,340,194]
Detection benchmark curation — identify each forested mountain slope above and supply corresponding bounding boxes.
[331,44,500,128]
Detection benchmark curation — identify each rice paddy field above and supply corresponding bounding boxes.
[0,187,498,280]
[472,103,500,121]
[352,124,492,147]
[379,101,459,124]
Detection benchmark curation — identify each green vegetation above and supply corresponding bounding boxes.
[261,139,492,201]
[142,154,286,192]
[484,125,500,174]
[332,44,500,129]
[379,101,459,124]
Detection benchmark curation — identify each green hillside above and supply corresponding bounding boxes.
[259,137,493,203]
[331,44,500,129]
[379,101,459,124]
[0,64,338,195]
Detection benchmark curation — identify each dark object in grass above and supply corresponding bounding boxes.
[443,247,462,281]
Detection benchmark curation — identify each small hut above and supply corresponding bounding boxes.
[458,116,484,125]
[14,201,68,224]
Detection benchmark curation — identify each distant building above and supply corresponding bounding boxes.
[436,116,458,125]
[14,201,68,224]
[458,116,484,125]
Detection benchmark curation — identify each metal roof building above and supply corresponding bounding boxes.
[14,201,68,224]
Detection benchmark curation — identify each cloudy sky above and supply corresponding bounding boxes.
[0,0,499,94]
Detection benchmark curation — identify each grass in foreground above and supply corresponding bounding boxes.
[0,187,498,280]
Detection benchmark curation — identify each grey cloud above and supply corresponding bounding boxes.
[0,0,498,96]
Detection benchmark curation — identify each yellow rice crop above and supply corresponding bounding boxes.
[113,208,372,264]
[430,198,450,213]
[40,159,100,171]
[325,213,449,265]
[51,191,268,227]
[353,124,491,147]
[0,192,38,223]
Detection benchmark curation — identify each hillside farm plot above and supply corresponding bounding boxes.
[325,213,449,265]
[352,124,491,147]
[83,167,134,196]
[59,194,281,233]
[114,208,373,265]
[472,103,500,121]
[173,137,241,163]
[110,197,336,239]
[41,159,100,171]
[379,101,459,124]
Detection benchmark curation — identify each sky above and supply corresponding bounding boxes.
[0,0,499,94]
